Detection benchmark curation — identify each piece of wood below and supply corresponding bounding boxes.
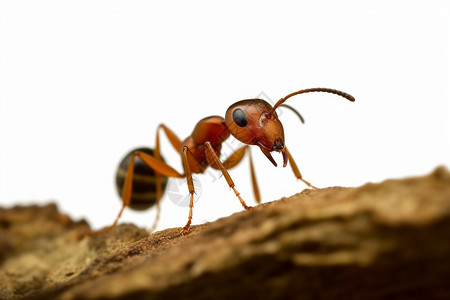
[1,166,449,299]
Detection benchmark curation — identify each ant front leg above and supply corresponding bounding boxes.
[285,147,318,189]
[204,141,252,211]
[247,148,261,203]
[219,145,261,204]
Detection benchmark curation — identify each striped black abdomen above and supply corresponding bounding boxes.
[115,147,168,210]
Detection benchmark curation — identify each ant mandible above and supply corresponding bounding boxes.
[86,88,355,236]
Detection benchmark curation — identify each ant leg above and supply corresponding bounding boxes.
[285,147,318,189]
[180,146,196,235]
[83,154,137,237]
[220,145,261,204]
[154,124,181,160]
[221,146,247,169]
[83,124,182,237]
[149,173,163,234]
[204,141,252,210]
[247,148,261,203]
[150,124,182,232]
[84,151,184,237]
[133,151,185,234]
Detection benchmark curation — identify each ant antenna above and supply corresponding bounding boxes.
[279,104,305,124]
[271,88,355,115]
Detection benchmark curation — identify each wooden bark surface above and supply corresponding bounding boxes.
[1,167,449,299]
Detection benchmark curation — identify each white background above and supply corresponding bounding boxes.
[1,0,449,231]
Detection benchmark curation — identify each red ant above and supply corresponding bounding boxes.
[86,88,355,236]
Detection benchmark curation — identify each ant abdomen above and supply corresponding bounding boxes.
[115,147,168,210]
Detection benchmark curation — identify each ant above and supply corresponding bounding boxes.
[86,88,355,236]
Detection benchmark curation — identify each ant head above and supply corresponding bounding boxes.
[224,88,355,168]
[225,99,287,167]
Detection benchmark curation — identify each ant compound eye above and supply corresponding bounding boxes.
[232,108,248,127]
